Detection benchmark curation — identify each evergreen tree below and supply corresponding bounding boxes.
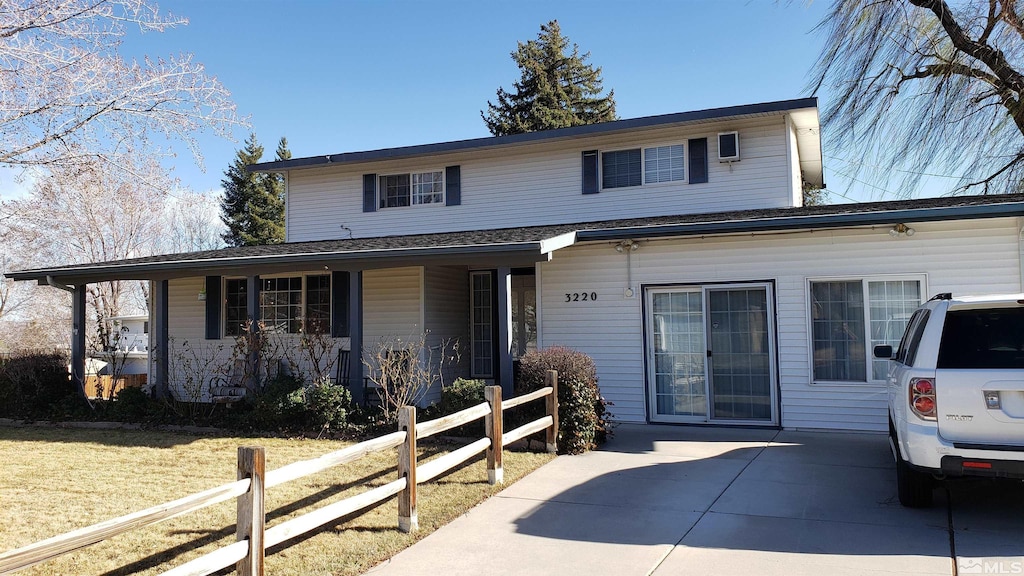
[482,20,617,136]
[219,134,288,247]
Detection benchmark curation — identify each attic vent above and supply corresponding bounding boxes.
[718,131,740,162]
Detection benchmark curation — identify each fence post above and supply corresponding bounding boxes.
[397,406,418,533]
[545,370,559,454]
[237,446,265,576]
[485,385,503,485]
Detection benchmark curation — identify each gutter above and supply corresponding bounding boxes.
[45,275,75,292]
[576,201,1024,242]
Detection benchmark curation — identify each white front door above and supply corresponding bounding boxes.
[646,283,778,425]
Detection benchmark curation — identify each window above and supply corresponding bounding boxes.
[601,145,686,190]
[225,279,248,337]
[810,278,922,382]
[379,171,444,208]
[645,144,684,183]
[224,275,332,336]
[471,271,494,377]
[602,149,641,188]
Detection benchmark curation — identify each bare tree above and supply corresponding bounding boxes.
[0,0,245,173]
[2,154,170,349]
[810,0,1024,195]
[161,189,225,253]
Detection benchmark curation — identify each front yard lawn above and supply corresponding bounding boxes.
[0,426,554,576]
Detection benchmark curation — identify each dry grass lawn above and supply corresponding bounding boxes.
[0,426,555,576]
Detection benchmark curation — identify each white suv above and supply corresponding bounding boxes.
[874,293,1024,507]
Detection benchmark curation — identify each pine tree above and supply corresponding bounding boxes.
[482,20,617,136]
[219,134,288,247]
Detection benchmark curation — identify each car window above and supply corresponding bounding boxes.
[896,309,929,366]
[937,307,1024,369]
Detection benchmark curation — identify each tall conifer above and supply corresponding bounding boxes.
[483,20,617,136]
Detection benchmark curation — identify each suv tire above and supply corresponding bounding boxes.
[893,431,934,508]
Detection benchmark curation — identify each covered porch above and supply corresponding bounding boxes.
[6,226,576,406]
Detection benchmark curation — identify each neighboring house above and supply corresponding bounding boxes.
[8,97,1024,431]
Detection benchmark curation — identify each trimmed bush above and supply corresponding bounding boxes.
[515,346,611,454]
[305,381,351,432]
[0,352,75,419]
[247,374,351,434]
[440,378,486,415]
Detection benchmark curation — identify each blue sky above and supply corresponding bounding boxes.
[3,0,952,203]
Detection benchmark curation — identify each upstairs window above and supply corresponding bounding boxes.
[602,149,641,189]
[645,144,685,183]
[379,171,444,208]
[600,145,686,190]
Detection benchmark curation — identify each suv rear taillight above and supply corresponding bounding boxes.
[909,378,937,421]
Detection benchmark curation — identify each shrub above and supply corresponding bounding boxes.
[108,386,167,423]
[305,381,351,433]
[246,374,351,434]
[0,352,75,419]
[515,346,611,455]
[440,378,486,415]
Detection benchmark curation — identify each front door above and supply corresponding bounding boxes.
[646,283,777,424]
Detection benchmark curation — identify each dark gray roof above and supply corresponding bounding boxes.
[9,193,1024,284]
[251,98,819,172]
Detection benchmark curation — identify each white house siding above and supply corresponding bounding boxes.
[538,218,1022,431]
[163,276,233,401]
[285,115,795,242]
[422,266,470,404]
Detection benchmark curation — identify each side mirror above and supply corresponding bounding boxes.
[873,345,894,359]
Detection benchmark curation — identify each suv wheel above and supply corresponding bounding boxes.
[894,434,934,507]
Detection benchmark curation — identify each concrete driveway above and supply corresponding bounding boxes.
[365,425,1024,576]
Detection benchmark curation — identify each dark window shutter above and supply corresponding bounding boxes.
[362,174,377,212]
[204,276,221,340]
[582,150,599,194]
[688,138,708,184]
[445,165,461,206]
[331,271,351,337]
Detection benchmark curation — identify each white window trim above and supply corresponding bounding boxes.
[805,273,928,387]
[600,143,688,191]
[223,273,333,337]
[378,170,446,209]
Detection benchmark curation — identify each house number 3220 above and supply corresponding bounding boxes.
[565,292,598,302]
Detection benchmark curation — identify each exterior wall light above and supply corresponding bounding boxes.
[889,223,916,238]
[615,239,640,252]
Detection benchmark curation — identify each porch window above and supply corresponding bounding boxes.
[810,277,923,382]
[224,274,333,336]
[471,271,494,378]
[379,171,444,208]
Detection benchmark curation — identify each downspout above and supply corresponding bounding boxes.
[45,275,75,293]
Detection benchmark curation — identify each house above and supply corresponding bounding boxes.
[8,97,1024,431]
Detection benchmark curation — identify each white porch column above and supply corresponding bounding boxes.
[496,267,513,396]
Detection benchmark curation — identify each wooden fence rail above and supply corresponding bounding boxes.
[0,371,560,576]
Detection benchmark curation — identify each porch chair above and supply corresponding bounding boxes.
[335,348,381,408]
[210,359,247,404]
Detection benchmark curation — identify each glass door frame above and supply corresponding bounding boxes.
[644,282,780,426]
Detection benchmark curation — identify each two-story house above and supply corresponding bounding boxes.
[11,97,1024,431]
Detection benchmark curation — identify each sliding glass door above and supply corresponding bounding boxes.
[646,283,777,424]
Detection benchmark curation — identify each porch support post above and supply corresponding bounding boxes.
[151,279,169,398]
[71,285,87,398]
[246,275,261,392]
[348,270,364,406]
[496,267,513,396]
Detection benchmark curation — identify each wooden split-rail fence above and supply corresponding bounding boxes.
[0,371,560,576]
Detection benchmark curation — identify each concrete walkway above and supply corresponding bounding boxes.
[365,425,1024,576]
